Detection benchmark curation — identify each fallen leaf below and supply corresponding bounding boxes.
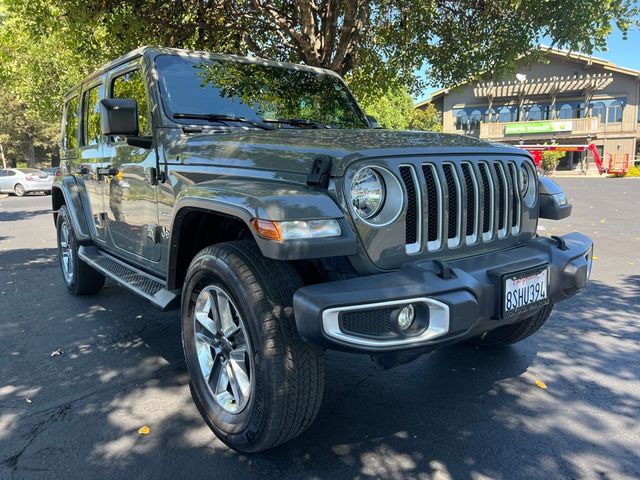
[534,379,547,390]
[50,348,64,357]
[138,425,151,435]
[600,218,606,223]
[592,256,599,260]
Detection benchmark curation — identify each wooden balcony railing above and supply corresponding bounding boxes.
[477,117,601,139]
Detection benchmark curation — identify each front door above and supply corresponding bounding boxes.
[103,65,161,262]
[78,81,108,243]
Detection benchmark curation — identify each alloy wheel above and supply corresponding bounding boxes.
[193,285,254,414]
[59,220,74,283]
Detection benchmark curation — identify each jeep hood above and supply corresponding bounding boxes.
[163,128,525,177]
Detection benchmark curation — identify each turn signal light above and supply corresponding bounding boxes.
[252,219,282,241]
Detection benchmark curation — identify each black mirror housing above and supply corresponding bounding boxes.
[367,115,380,129]
[100,98,138,136]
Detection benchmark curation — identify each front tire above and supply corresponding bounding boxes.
[14,184,26,197]
[468,304,553,347]
[182,241,325,452]
[56,205,105,295]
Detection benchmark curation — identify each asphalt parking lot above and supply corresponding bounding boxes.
[1,178,639,480]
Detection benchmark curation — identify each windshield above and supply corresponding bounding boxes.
[155,55,368,129]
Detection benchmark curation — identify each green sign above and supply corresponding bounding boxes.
[504,120,573,135]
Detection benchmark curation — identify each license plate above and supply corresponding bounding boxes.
[503,266,549,318]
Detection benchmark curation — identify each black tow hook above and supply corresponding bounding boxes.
[550,235,569,251]
[433,260,455,280]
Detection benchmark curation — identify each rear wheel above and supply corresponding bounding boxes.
[468,304,553,347]
[14,184,25,197]
[56,205,105,295]
[182,241,325,452]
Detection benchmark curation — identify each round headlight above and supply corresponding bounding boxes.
[350,167,386,220]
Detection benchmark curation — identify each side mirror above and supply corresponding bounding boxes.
[100,98,138,136]
[367,115,380,129]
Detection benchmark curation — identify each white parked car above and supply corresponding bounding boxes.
[0,168,54,196]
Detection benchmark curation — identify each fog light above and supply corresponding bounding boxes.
[397,305,415,331]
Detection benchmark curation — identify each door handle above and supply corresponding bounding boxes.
[97,167,118,176]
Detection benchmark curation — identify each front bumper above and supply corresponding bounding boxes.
[294,232,593,353]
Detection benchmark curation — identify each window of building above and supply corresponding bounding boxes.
[63,95,79,150]
[592,102,605,123]
[469,110,482,130]
[558,104,573,120]
[528,105,542,121]
[455,110,468,130]
[82,84,104,146]
[498,107,512,123]
[111,69,149,135]
[608,100,623,123]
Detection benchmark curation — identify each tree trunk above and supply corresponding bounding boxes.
[0,143,7,169]
[24,136,36,168]
[51,145,60,167]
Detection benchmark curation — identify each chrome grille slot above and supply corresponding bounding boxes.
[461,162,479,244]
[399,165,420,252]
[508,162,521,234]
[422,164,442,249]
[493,162,508,238]
[442,163,461,247]
[478,162,494,240]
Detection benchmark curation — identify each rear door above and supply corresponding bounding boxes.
[103,62,161,262]
[0,170,7,191]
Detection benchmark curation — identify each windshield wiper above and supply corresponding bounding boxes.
[173,113,273,130]
[262,118,328,129]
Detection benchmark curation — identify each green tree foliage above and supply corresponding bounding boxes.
[358,88,442,131]
[409,104,443,132]
[0,0,638,159]
[541,150,566,175]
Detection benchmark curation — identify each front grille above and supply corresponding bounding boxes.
[403,159,522,253]
[340,308,394,337]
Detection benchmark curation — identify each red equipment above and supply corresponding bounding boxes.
[516,143,605,175]
[606,153,630,176]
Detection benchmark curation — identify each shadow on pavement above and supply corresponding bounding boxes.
[0,209,51,223]
[0,246,638,479]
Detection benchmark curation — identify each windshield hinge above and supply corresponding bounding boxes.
[307,156,332,189]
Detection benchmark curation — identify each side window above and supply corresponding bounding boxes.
[112,69,149,135]
[63,96,80,149]
[82,84,104,146]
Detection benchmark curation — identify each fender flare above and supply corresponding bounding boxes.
[51,175,94,244]
[166,182,358,288]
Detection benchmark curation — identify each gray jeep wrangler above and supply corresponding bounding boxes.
[53,47,593,452]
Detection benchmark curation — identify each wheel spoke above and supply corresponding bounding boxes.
[208,290,223,333]
[226,361,245,407]
[196,342,215,381]
[229,349,251,400]
[215,360,230,396]
[217,290,237,336]
[195,293,217,335]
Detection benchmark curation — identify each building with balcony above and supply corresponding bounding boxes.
[417,49,640,172]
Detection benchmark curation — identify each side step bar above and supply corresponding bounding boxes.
[78,246,179,311]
